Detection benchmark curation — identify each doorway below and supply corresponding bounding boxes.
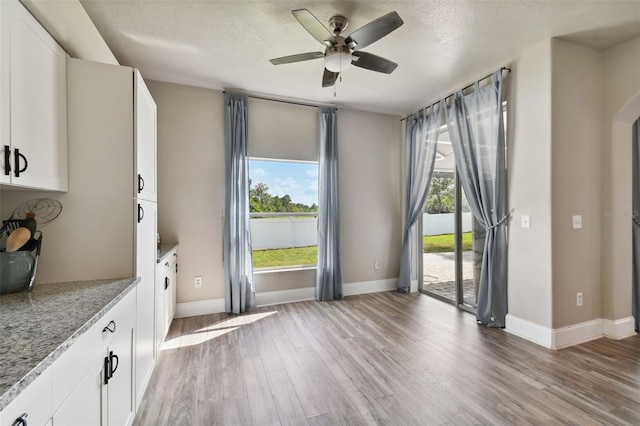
[419,128,484,313]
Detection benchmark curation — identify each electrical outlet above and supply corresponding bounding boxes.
[374,261,380,270]
[572,215,582,229]
[195,276,203,288]
[521,214,531,228]
[576,292,583,307]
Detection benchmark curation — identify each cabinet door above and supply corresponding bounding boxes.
[3,0,67,191]
[166,257,177,329]
[52,357,105,426]
[154,264,166,353]
[135,198,157,408]
[107,325,134,426]
[134,70,157,202]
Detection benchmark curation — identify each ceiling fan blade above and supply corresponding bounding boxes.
[351,51,398,74]
[322,68,339,87]
[292,9,336,45]
[270,52,324,65]
[345,11,403,50]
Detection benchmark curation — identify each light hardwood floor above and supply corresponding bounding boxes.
[134,291,640,425]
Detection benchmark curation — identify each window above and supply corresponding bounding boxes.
[249,158,318,270]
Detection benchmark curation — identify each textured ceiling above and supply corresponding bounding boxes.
[80,0,640,116]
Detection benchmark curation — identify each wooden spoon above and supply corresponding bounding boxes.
[6,227,31,252]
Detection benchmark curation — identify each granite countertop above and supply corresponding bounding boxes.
[0,277,139,411]
[157,243,178,264]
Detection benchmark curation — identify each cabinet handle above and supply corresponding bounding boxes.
[138,174,145,193]
[11,413,28,426]
[3,145,10,176]
[165,276,169,290]
[109,351,119,377]
[102,320,116,333]
[165,261,170,267]
[138,204,144,223]
[104,355,111,384]
[14,149,28,177]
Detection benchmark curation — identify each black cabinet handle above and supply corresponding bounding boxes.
[138,204,144,223]
[14,148,27,177]
[165,276,169,290]
[110,351,119,377]
[104,351,119,384]
[104,355,111,384]
[102,320,116,333]
[138,174,145,193]
[3,145,10,176]
[11,413,28,426]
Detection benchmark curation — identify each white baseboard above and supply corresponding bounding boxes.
[603,316,636,339]
[505,314,553,348]
[506,314,638,349]
[175,278,402,318]
[255,287,315,307]
[552,319,603,349]
[175,297,226,318]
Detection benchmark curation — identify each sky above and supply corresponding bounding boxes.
[249,159,318,207]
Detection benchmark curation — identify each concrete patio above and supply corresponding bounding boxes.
[423,251,476,306]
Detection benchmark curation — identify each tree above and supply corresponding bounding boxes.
[426,177,455,213]
[249,180,317,213]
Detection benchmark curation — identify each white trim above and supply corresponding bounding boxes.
[255,287,315,307]
[603,316,636,339]
[175,297,226,318]
[506,315,638,349]
[175,278,401,317]
[343,278,399,296]
[505,314,553,348]
[552,319,603,349]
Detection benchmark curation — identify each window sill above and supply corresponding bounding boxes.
[254,265,317,275]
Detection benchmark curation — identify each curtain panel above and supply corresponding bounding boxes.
[444,71,508,327]
[633,117,640,332]
[224,92,255,314]
[398,107,443,292]
[316,107,343,301]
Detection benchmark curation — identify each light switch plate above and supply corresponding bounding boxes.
[572,215,582,229]
[521,215,531,229]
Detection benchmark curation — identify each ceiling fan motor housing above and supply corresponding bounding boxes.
[328,15,349,34]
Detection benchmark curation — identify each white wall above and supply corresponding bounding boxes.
[506,40,554,329]
[146,81,226,303]
[551,39,603,328]
[601,36,640,321]
[147,81,403,302]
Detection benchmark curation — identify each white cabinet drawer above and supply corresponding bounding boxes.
[52,289,135,411]
[0,367,52,426]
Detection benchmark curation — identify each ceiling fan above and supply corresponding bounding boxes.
[270,9,404,87]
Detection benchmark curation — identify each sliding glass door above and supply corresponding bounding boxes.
[420,129,483,312]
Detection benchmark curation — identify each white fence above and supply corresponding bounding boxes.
[250,212,474,251]
[250,216,317,249]
[423,212,473,236]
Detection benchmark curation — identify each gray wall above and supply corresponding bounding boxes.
[146,81,403,303]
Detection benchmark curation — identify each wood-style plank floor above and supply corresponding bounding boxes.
[134,291,640,425]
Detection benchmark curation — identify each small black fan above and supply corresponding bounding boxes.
[270,9,404,87]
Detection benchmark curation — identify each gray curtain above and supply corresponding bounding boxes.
[398,107,443,292]
[444,71,507,327]
[633,118,640,332]
[224,92,255,314]
[316,107,343,301]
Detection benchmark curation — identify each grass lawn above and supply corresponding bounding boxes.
[423,232,472,253]
[253,246,317,269]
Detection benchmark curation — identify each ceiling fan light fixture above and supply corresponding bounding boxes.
[324,48,352,73]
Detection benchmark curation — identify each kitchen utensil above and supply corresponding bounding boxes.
[0,232,42,294]
[6,227,31,252]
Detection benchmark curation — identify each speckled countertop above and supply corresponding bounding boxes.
[157,243,178,264]
[0,277,139,411]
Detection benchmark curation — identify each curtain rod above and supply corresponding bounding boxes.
[223,91,336,110]
[400,67,511,122]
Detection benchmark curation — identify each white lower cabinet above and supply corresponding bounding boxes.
[0,368,52,426]
[154,248,177,352]
[52,301,135,426]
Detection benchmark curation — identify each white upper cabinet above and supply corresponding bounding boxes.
[134,70,157,202]
[0,0,67,191]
